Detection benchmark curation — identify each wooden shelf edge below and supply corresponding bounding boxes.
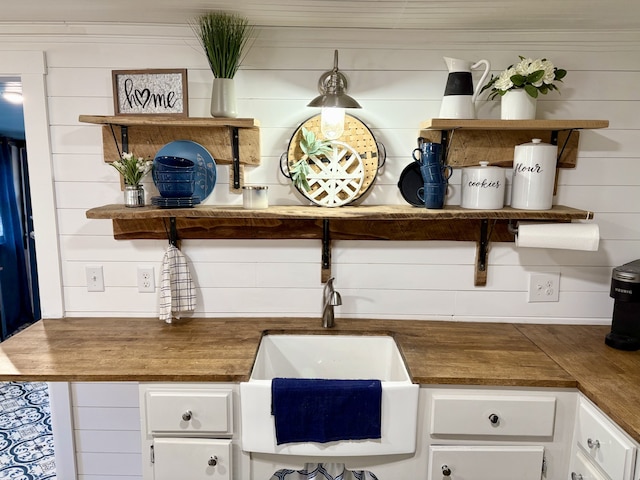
[79,114,260,128]
[85,204,594,221]
[420,119,609,131]
[85,204,594,287]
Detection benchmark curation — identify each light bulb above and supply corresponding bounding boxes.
[2,92,23,104]
[320,107,345,140]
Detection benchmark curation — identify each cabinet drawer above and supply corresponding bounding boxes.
[431,394,556,437]
[153,438,231,480]
[146,388,232,435]
[576,399,635,480]
[571,450,609,480]
[428,445,544,480]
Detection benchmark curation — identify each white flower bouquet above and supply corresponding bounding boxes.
[109,152,153,186]
[480,56,567,100]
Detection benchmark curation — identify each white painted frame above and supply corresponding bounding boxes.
[1,50,72,476]
[48,382,78,478]
[0,51,63,317]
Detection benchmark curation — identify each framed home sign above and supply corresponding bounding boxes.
[112,68,188,116]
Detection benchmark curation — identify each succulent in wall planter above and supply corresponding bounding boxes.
[290,127,332,192]
[192,12,254,118]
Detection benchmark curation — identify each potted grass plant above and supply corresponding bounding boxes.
[192,12,254,118]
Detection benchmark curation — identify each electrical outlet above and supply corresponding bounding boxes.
[137,266,155,293]
[528,272,560,303]
[86,265,104,292]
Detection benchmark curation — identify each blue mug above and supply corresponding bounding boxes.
[420,163,453,184]
[418,181,448,209]
[412,142,442,167]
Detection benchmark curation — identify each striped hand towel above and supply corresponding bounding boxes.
[159,245,196,323]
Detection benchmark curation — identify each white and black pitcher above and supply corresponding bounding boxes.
[439,57,490,119]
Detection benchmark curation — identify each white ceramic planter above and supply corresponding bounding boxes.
[501,89,537,120]
[210,77,238,118]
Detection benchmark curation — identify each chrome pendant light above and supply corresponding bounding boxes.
[308,50,361,139]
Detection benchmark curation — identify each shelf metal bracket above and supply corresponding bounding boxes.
[551,128,576,165]
[162,217,181,249]
[550,129,576,194]
[475,219,490,286]
[108,124,129,158]
[440,129,450,164]
[121,125,129,153]
[321,219,332,283]
[231,126,241,191]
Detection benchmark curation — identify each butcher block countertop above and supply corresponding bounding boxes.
[0,317,638,442]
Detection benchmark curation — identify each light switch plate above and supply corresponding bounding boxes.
[86,265,104,292]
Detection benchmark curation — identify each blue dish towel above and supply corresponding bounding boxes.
[271,378,382,445]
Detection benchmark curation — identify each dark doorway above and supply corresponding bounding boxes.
[0,79,40,340]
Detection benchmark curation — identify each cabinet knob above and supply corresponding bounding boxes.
[488,413,500,424]
[208,456,218,467]
[442,464,451,476]
[571,473,583,480]
[587,438,600,449]
[181,410,192,421]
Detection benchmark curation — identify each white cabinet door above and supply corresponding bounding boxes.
[428,445,544,480]
[153,438,232,480]
[571,450,609,480]
[576,398,636,480]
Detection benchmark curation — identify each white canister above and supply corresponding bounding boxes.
[511,138,557,210]
[242,185,269,209]
[460,161,505,209]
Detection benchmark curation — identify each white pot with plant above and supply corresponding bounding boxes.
[192,12,254,118]
[480,56,567,120]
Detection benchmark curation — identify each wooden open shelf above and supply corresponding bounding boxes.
[86,204,594,286]
[83,118,606,287]
[86,204,592,222]
[79,115,261,192]
[419,119,609,169]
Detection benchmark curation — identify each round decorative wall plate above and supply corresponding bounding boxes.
[286,114,382,206]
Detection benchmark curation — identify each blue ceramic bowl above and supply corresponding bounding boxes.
[154,156,195,171]
[153,156,196,198]
[154,170,195,184]
[156,178,195,198]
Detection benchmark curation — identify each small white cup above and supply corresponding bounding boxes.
[242,185,269,209]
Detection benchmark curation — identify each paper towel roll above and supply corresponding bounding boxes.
[515,222,600,251]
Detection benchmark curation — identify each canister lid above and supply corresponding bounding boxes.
[468,161,500,170]
[520,138,551,146]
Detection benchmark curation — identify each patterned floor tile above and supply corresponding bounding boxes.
[0,382,56,480]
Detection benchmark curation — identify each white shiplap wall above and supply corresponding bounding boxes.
[1,22,640,480]
[71,382,141,480]
[4,25,640,325]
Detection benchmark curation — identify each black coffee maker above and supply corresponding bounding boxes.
[605,259,640,350]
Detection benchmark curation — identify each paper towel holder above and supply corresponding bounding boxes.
[508,212,595,237]
[508,220,519,236]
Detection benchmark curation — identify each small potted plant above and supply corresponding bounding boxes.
[109,152,152,207]
[192,12,254,118]
[480,56,567,119]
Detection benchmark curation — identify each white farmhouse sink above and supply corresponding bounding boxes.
[240,333,419,456]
